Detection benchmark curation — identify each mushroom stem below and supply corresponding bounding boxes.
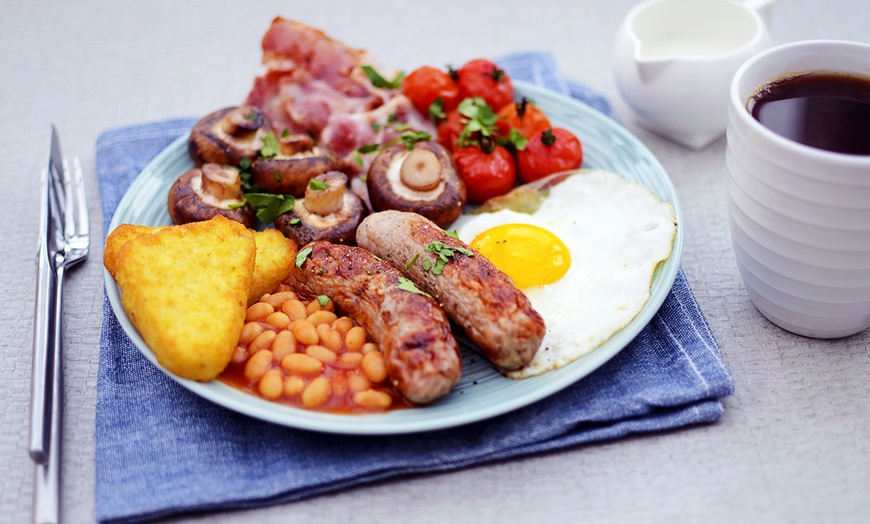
[220,106,265,137]
[200,163,243,201]
[303,171,347,215]
[279,133,316,156]
[400,149,442,191]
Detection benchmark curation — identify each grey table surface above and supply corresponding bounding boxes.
[2,1,868,523]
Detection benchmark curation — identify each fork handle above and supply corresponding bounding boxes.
[29,244,60,463]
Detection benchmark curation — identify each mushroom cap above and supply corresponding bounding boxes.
[250,152,333,196]
[167,167,257,227]
[367,141,467,228]
[274,177,367,245]
[188,106,270,167]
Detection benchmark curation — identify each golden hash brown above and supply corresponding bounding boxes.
[105,224,296,303]
[248,228,298,305]
[104,223,164,278]
[112,216,255,381]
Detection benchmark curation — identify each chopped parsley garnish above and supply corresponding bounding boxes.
[444,229,459,238]
[422,241,474,275]
[457,97,498,147]
[243,193,295,224]
[259,131,280,158]
[397,277,431,297]
[238,157,252,171]
[361,65,404,89]
[406,252,420,269]
[317,295,329,307]
[398,130,431,149]
[295,246,313,268]
[428,97,446,123]
[308,179,329,191]
[288,217,301,225]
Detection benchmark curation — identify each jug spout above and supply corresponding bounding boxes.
[635,56,674,84]
[742,0,775,28]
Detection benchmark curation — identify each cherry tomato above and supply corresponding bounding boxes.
[496,97,551,139]
[453,144,516,203]
[402,65,461,117]
[456,59,514,111]
[516,127,583,183]
[436,109,465,151]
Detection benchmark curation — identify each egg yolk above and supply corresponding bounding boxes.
[470,223,571,288]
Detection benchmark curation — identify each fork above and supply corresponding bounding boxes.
[30,127,89,524]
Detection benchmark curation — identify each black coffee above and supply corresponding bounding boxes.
[748,71,870,155]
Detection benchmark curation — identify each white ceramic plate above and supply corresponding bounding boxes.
[105,81,684,434]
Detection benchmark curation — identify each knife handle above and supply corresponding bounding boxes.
[32,338,63,524]
[30,242,59,464]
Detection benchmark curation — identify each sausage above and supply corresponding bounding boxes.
[356,210,545,371]
[289,240,461,404]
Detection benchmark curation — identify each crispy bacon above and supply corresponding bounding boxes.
[245,18,435,174]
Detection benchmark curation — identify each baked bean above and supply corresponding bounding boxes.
[239,321,265,345]
[231,345,247,364]
[284,375,305,397]
[307,310,337,327]
[305,299,322,316]
[265,311,291,330]
[361,342,379,354]
[291,319,319,345]
[271,330,297,361]
[337,352,363,368]
[361,351,388,383]
[248,330,277,355]
[344,326,366,352]
[353,389,393,409]
[281,353,323,374]
[246,302,274,322]
[347,373,371,392]
[331,317,354,335]
[244,349,273,381]
[302,377,331,408]
[281,299,307,321]
[262,291,297,309]
[258,369,284,399]
[316,323,342,351]
[306,344,337,364]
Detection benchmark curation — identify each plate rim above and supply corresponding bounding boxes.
[104,80,684,434]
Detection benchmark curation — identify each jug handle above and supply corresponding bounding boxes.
[739,0,775,28]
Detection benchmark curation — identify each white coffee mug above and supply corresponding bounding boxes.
[726,40,870,338]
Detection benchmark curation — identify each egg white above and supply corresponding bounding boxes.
[452,169,676,378]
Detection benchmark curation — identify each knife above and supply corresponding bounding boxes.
[29,128,67,463]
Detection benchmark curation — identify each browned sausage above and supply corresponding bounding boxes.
[288,240,461,404]
[355,210,545,371]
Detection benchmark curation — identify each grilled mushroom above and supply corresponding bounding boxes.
[167,163,256,227]
[188,105,270,167]
[366,141,466,227]
[249,132,333,196]
[274,171,366,244]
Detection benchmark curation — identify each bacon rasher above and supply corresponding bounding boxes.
[246,18,435,174]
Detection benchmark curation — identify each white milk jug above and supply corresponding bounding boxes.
[614,0,774,149]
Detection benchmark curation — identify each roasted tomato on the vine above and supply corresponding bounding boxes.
[496,97,551,139]
[436,109,466,151]
[402,65,461,119]
[453,143,516,204]
[456,59,514,111]
[516,127,583,183]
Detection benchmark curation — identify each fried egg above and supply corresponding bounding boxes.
[452,169,676,378]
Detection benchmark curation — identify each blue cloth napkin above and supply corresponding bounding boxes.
[95,51,734,524]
